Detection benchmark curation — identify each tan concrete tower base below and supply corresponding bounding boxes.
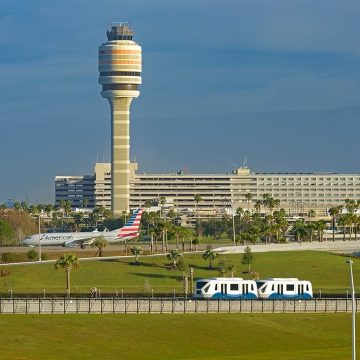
[105,95,137,217]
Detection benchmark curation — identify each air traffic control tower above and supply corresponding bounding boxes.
[98,23,142,216]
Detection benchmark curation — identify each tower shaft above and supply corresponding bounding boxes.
[110,97,133,216]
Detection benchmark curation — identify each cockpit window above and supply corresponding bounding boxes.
[203,284,210,293]
[256,281,265,289]
[196,281,208,289]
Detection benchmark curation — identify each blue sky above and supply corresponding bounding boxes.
[1,0,360,204]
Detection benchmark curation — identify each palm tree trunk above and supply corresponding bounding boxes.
[162,232,165,253]
[150,234,153,254]
[155,236,158,252]
[124,240,128,256]
[176,235,179,249]
[332,218,335,242]
[182,238,185,251]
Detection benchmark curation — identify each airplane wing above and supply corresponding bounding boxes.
[63,233,108,248]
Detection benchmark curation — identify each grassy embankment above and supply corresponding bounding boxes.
[0,314,357,360]
[0,251,357,296]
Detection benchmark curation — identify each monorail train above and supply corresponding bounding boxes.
[256,278,313,300]
[194,277,313,300]
[194,278,258,299]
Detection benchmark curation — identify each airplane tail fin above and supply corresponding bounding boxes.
[115,208,143,239]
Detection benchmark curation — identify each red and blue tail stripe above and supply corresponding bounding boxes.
[117,209,143,238]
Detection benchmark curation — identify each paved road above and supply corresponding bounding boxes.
[0,239,358,267]
[0,243,221,254]
[214,240,360,254]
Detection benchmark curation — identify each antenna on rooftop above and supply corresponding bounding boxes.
[242,156,248,168]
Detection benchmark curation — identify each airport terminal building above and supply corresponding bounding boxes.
[55,163,360,217]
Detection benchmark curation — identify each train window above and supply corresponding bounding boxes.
[272,284,275,291]
[251,284,254,291]
[286,284,295,291]
[230,284,238,291]
[204,284,210,293]
[306,284,309,291]
[196,281,208,289]
[261,285,267,293]
[256,281,265,289]
[215,284,218,291]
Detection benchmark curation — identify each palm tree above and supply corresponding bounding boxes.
[167,209,177,225]
[162,220,172,251]
[91,236,108,257]
[308,209,316,226]
[149,227,155,254]
[315,220,326,242]
[144,199,152,210]
[245,193,253,211]
[290,220,306,243]
[83,198,89,209]
[156,220,166,253]
[73,213,84,231]
[328,206,341,242]
[130,246,143,264]
[338,216,347,241]
[353,215,360,241]
[64,200,72,217]
[167,249,182,269]
[172,226,183,249]
[345,213,354,240]
[178,226,191,251]
[44,204,54,215]
[262,194,276,215]
[54,254,80,297]
[254,200,262,214]
[192,237,201,251]
[158,196,166,218]
[235,207,244,236]
[202,246,218,269]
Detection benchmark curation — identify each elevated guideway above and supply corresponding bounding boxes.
[0,297,358,314]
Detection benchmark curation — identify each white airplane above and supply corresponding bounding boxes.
[23,209,143,248]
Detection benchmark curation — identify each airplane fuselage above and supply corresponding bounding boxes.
[22,231,135,247]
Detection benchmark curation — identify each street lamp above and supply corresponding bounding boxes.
[346,259,355,360]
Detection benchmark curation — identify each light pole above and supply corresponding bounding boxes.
[346,259,355,360]
[38,215,42,261]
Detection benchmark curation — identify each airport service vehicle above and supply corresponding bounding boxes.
[256,278,313,300]
[22,209,143,248]
[194,278,258,299]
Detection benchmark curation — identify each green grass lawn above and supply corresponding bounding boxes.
[0,251,357,296]
[0,313,356,359]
